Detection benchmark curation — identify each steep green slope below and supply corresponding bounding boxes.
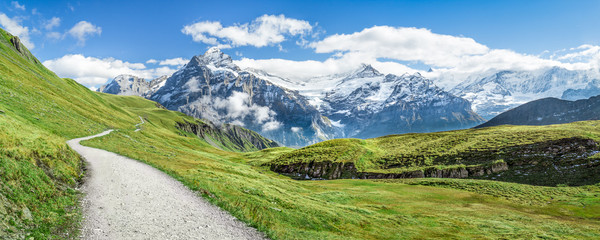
[0,114,83,239]
[176,119,280,152]
[0,28,135,239]
[270,121,600,186]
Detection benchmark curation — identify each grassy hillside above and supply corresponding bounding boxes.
[0,28,138,239]
[2,26,600,239]
[270,122,600,186]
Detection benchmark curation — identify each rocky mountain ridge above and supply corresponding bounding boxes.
[148,47,336,147]
[101,48,485,146]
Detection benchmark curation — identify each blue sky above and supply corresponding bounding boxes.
[2,0,600,88]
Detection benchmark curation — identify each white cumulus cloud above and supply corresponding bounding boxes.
[42,54,178,87]
[146,57,188,67]
[182,14,312,49]
[310,26,489,68]
[235,51,419,80]
[67,21,101,45]
[262,121,282,132]
[0,13,34,49]
[238,25,600,89]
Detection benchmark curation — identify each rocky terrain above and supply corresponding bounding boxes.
[320,66,483,138]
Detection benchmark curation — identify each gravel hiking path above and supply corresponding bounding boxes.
[68,130,267,240]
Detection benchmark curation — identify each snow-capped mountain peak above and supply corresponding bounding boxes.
[191,47,239,70]
[348,64,383,79]
[98,74,168,97]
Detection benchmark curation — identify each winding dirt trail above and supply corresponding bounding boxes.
[68,130,266,240]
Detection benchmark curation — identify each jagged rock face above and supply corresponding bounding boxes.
[321,69,484,138]
[7,34,40,64]
[451,67,600,119]
[98,74,168,97]
[270,160,508,180]
[150,48,335,147]
[477,95,600,128]
[148,75,169,95]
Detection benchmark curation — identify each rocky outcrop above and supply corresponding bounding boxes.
[176,120,279,152]
[6,34,40,64]
[10,36,22,54]
[270,137,599,185]
[271,161,508,180]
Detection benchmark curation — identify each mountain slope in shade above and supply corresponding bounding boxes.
[176,119,280,152]
[476,95,600,128]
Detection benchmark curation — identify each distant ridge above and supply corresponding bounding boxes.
[476,95,600,128]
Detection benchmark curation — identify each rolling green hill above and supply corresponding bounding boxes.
[1,26,600,240]
[270,122,600,186]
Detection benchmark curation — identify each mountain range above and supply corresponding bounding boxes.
[99,48,484,146]
[450,67,600,119]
